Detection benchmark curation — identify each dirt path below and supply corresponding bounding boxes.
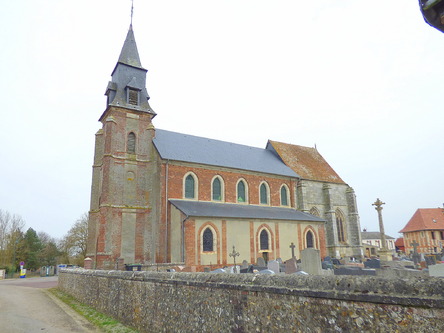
[0,276,100,333]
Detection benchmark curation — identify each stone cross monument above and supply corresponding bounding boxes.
[372,198,392,261]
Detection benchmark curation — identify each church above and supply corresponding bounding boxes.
[86,25,363,270]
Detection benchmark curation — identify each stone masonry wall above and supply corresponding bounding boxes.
[59,269,444,333]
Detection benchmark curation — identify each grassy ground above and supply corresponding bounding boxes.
[48,288,138,333]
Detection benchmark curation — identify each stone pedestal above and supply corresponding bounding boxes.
[378,250,393,262]
[84,257,93,269]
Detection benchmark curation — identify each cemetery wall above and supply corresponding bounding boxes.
[59,269,444,332]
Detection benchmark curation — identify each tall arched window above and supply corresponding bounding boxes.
[260,183,269,205]
[260,229,269,250]
[336,210,346,242]
[280,185,289,206]
[306,231,314,248]
[237,180,246,203]
[202,228,214,252]
[127,132,136,153]
[185,174,196,199]
[212,177,222,201]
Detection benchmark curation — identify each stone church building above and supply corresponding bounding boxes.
[86,26,363,270]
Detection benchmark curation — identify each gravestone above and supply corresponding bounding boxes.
[210,268,226,274]
[285,257,298,274]
[429,264,444,277]
[267,260,280,274]
[300,248,322,275]
[425,255,436,267]
[258,269,275,275]
[241,260,249,269]
[364,259,381,269]
[229,265,241,274]
[257,257,266,267]
[276,258,283,264]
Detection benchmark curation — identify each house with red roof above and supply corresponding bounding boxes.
[399,208,444,254]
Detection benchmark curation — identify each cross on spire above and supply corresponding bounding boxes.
[130,0,134,27]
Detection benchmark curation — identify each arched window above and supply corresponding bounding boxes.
[336,210,346,242]
[280,185,289,206]
[237,180,246,203]
[127,132,136,153]
[306,231,314,248]
[212,177,222,201]
[202,228,214,252]
[260,183,269,205]
[185,174,196,199]
[260,229,269,250]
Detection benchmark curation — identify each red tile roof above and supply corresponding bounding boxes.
[268,141,345,184]
[394,237,404,247]
[399,208,444,233]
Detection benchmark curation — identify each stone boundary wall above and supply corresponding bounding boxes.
[59,269,444,332]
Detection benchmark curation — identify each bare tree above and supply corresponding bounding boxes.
[0,210,25,267]
[61,213,89,265]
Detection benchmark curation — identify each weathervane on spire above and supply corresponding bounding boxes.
[130,0,134,27]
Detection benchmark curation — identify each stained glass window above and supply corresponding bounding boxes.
[185,174,195,199]
[203,228,213,252]
[260,229,269,250]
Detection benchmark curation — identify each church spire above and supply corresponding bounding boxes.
[103,24,155,116]
[117,25,144,70]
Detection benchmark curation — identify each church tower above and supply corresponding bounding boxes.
[86,25,160,269]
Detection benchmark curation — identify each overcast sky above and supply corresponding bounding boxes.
[1,1,443,240]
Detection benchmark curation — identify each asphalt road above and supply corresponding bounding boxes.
[0,276,100,333]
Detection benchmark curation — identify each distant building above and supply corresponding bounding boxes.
[361,230,395,257]
[394,238,405,253]
[399,208,444,254]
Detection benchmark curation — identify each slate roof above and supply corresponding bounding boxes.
[169,199,324,222]
[116,25,144,70]
[267,140,345,184]
[153,129,299,178]
[361,231,395,240]
[399,208,444,233]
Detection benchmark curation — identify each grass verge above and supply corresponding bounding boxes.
[48,288,138,333]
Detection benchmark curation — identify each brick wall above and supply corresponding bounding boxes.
[59,269,444,333]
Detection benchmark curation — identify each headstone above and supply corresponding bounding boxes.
[267,260,280,274]
[300,248,322,275]
[285,257,298,274]
[229,265,241,274]
[257,257,266,267]
[425,255,436,267]
[276,258,283,264]
[258,269,275,275]
[210,268,226,274]
[241,260,249,269]
[364,259,381,269]
[429,264,444,277]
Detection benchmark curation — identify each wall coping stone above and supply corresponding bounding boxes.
[60,269,444,308]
